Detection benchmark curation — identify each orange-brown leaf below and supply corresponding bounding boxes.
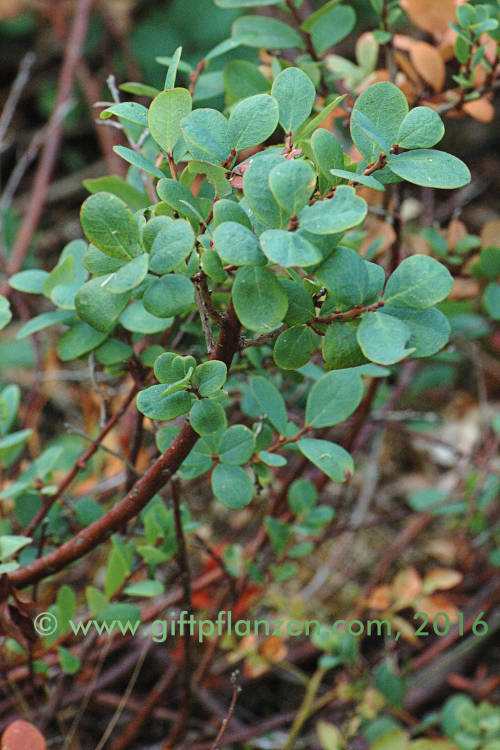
[463,97,495,123]
[367,585,392,611]
[392,566,423,607]
[447,217,467,249]
[423,568,463,595]
[480,219,500,248]
[410,41,446,92]
[402,0,456,37]
[1,720,46,750]
[260,635,287,663]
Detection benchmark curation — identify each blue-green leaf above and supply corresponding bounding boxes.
[212,464,254,509]
[271,67,316,133]
[388,150,471,189]
[306,370,364,427]
[298,438,354,482]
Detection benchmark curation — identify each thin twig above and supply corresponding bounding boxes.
[23,383,139,536]
[64,424,140,475]
[0,52,36,149]
[165,478,193,745]
[5,0,95,280]
[209,673,241,750]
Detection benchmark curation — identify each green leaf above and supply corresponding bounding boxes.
[119,300,172,333]
[295,94,346,139]
[213,199,252,229]
[388,149,471,189]
[113,146,165,179]
[156,178,208,221]
[224,61,270,104]
[96,603,141,626]
[289,478,317,514]
[212,464,254,509]
[213,222,266,266]
[100,102,148,128]
[271,67,316,133]
[75,279,130,333]
[298,438,354,482]
[357,311,414,365]
[216,0,282,5]
[148,88,192,155]
[242,151,287,228]
[315,246,369,306]
[306,369,364,428]
[187,160,231,198]
[136,385,195,420]
[232,15,304,50]
[103,254,149,294]
[273,325,318,369]
[265,516,291,554]
[483,282,500,320]
[120,82,160,99]
[382,307,450,357]
[397,107,445,149]
[83,244,124,276]
[42,255,74,298]
[83,175,149,212]
[260,230,322,267]
[96,338,133,365]
[325,54,364,91]
[233,266,288,331]
[57,322,108,361]
[80,192,140,260]
[269,159,316,216]
[311,128,344,187]
[154,353,196,384]
[218,425,255,465]
[351,108,391,157]
[0,296,12,330]
[181,108,231,165]
[280,278,315,325]
[299,186,367,235]
[0,429,33,464]
[310,4,356,56]
[0,535,32,560]
[58,647,81,675]
[251,376,287,434]
[9,269,48,294]
[228,94,279,150]
[322,320,368,370]
[329,168,385,191]
[202,249,227,282]
[351,81,408,163]
[142,216,195,274]
[192,360,227,396]
[164,46,183,90]
[123,580,164,597]
[383,255,454,309]
[190,398,227,435]
[143,275,195,318]
[259,451,286,467]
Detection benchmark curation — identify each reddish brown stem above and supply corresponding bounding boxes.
[9,304,241,589]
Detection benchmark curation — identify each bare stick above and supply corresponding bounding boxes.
[6,0,95,279]
[209,673,241,750]
[0,52,36,149]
